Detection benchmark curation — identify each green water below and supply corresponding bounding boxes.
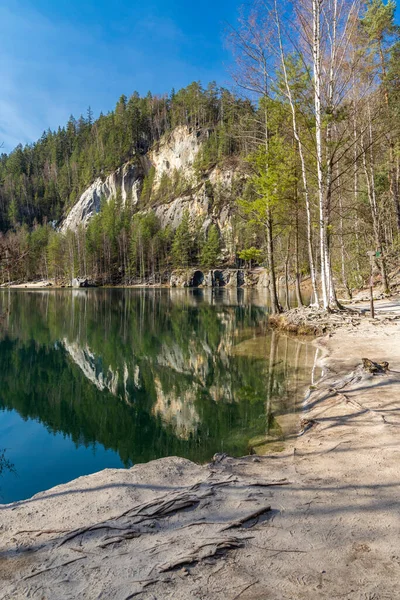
[0,288,319,504]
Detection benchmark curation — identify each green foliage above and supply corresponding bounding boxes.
[361,0,398,43]
[7,198,18,227]
[140,166,156,204]
[47,231,65,279]
[200,225,221,268]
[238,247,263,263]
[238,247,265,270]
[171,210,194,267]
[129,212,167,279]
[239,141,295,225]
[0,83,254,233]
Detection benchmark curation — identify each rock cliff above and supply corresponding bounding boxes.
[60,126,244,255]
[60,162,143,233]
[150,125,202,183]
[169,268,270,289]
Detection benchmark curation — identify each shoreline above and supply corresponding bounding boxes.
[1,307,400,598]
[0,271,315,294]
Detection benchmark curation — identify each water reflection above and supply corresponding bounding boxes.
[0,289,319,502]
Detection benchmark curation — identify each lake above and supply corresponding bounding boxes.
[0,288,320,503]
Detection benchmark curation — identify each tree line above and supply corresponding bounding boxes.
[0,83,252,230]
[0,201,227,284]
[229,0,399,310]
[1,0,399,311]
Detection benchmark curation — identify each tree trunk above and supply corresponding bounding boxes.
[274,0,318,306]
[361,130,390,294]
[284,233,290,311]
[312,0,329,309]
[266,210,281,314]
[294,205,303,307]
[378,42,400,229]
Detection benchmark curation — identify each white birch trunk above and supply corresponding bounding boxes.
[312,0,328,309]
[274,0,319,306]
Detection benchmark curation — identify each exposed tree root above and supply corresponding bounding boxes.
[220,505,272,531]
[159,537,244,572]
[22,556,86,580]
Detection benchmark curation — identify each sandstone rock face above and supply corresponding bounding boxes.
[242,269,270,288]
[169,270,192,288]
[150,126,203,184]
[72,277,89,288]
[61,163,142,233]
[154,193,209,231]
[60,126,246,255]
[169,268,270,288]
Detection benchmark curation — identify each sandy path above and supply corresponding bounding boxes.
[1,319,400,599]
[352,296,400,316]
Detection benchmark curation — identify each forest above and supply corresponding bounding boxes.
[0,0,399,312]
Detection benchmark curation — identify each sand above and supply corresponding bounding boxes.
[1,309,400,599]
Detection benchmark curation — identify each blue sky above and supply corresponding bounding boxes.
[0,0,243,152]
[2,1,399,153]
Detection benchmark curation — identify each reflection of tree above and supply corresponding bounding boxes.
[0,290,314,465]
[0,449,14,477]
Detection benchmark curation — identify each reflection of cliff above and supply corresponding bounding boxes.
[0,289,317,464]
[63,340,119,396]
[61,331,232,437]
[53,294,249,438]
[152,377,201,440]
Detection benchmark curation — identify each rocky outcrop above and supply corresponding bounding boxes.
[60,127,204,234]
[60,126,246,256]
[72,277,89,288]
[150,125,203,184]
[154,193,208,231]
[169,268,270,288]
[242,268,270,288]
[60,162,142,233]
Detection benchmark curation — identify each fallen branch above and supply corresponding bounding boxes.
[15,528,69,537]
[98,531,141,548]
[244,479,291,488]
[331,388,389,424]
[248,542,307,553]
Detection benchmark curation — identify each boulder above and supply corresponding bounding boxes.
[72,278,89,288]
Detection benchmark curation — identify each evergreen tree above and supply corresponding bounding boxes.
[171,210,193,267]
[200,225,220,268]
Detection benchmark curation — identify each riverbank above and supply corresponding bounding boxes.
[0,269,314,292]
[1,308,400,599]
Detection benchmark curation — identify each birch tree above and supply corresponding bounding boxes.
[229,2,282,312]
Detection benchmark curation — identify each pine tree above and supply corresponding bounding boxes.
[7,198,18,227]
[171,211,192,267]
[200,225,220,268]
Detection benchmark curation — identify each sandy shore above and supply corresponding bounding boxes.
[1,308,400,599]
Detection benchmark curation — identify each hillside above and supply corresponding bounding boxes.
[0,83,266,286]
[60,124,245,261]
[0,83,251,230]
[1,0,399,307]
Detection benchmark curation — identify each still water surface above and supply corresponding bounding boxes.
[0,288,319,503]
